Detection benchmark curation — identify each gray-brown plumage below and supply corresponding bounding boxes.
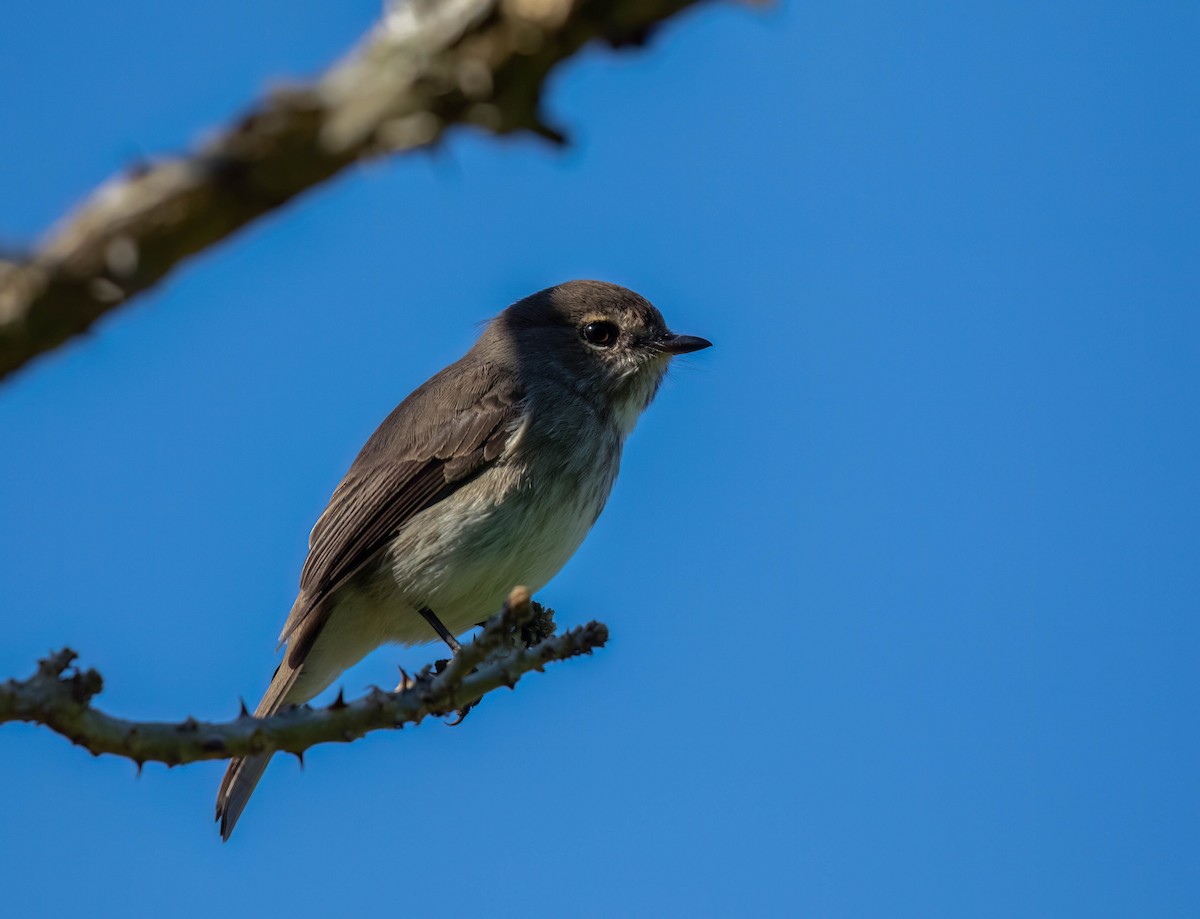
[215,280,710,839]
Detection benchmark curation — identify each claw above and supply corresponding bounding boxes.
[446,701,477,726]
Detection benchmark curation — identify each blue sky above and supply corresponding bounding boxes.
[1,1,1197,915]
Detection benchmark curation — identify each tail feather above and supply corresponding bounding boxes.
[215,659,302,841]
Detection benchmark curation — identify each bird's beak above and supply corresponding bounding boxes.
[651,332,713,355]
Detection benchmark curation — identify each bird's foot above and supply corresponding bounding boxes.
[430,657,475,723]
[446,700,477,726]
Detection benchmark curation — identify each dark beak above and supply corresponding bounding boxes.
[652,332,713,355]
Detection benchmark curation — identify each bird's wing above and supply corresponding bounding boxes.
[278,360,524,667]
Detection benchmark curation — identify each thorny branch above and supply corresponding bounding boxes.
[0,587,606,767]
[0,0,716,380]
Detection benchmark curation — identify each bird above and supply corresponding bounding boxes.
[215,279,711,839]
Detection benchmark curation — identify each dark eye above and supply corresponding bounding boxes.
[581,321,620,347]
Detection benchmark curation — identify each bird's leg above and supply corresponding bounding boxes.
[417,606,480,724]
[418,606,462,655]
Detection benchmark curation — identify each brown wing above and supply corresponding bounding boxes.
[278,360,523,668]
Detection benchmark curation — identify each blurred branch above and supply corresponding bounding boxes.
[0,587,606,766]
[0,0,715,381]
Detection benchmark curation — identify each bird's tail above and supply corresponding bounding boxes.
[215,658,302,841]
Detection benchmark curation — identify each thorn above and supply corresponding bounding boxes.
[330,688,346,710]
[238,698,251,718]
[527,116,568,147]
[294,750,305,770]
[134,760,144,778]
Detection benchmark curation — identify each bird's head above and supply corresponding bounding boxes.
[488,280,712,433]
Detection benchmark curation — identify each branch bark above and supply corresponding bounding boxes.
[0,587,606,766]
[0,0,712,381]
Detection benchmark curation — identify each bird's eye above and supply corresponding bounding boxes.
[581,321,620,347]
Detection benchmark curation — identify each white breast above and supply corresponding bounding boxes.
[375,425,622,641]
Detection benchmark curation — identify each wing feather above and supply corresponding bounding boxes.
[277,362,523,667]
